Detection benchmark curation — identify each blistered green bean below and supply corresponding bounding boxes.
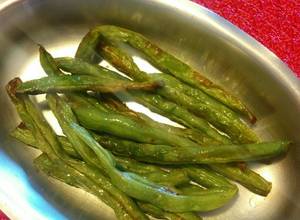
[98,44,257,143]
[16,75,162,94]
[88,25,256,122]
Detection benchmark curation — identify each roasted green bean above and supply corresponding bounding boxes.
[94,133,289,164]
[11,125,188,190]
[6,27,291,219]
[79,25,255,122]
[183,166,235,189]
[70,99,202,148]
[137,202,202,220]
[16,75,162,94]
[42,49,272,196]
[56,56,254,144]
[97,44,258,143]
[210,164,272,196]
[7,79,148,219]
[120,91,231,144]
[35,154,138,220]
[48,93,238,212]
[11,123,270,196]
[99,94,220,145]
[38,46,202,193]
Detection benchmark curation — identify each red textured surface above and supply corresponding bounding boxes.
[0,210,8,220]
[193,0,300,77]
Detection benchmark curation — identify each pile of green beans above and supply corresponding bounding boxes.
[7,26,291,220]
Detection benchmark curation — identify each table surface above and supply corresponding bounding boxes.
[0,0,299,219]
[193,0,300,77]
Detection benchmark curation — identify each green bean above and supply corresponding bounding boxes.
[152,73,257,143]
[115,157,190,187]
[68,159,149,220]
[63,93,277,195]
[137,202,176,219]
[11,123,271,196]
[55,57,122,78]
[40,46,108,114]
[10,124,32,142]
[41,47,116,171]
[40,46,196,193]
[50,93,238,212]
[137,202,202,220]
[16,75,162,95]
[12,122,214,215]
[11,124,240,204]
[97,44,258,143]
[55,56,234,144]
[6,78,59,158]
[44,52,213,148]
[41,47,115,170]
[87,25,256,122]
[117,157,235,191]
[70,101,288,164]
[210,164,272,196]
[92,133,290,164]
[11,125,190,192]
[36,153,199,220]
[72,29,276,208]
[51,94,115,171]
[84,44,229,143]
[13,124,224,204]
[175,213,203,220]
[77,131,274,196]
[39,46,64,76]
[99,94,220,145]
[20,51,148,219]
[183,166,235,189]
[8,79,97,167]
[122,91,231,144]
[69,91,219,148]
[71,43,237,143]
[70,98,203,148]
[177,185,205,195]
[7,79,144,220]
[75,27,103,63]
[9,45,276,210]
[67,88,218,147]
[73,122,238,212]
[11,125,78,158]
[10,124,232,191]
[51,55,251,197]
[70,93,215,149]
[88,82,268,197]
[72,28,275,197]
[34,154,134,220]
[20,47,216,216]
[100,94,140,115]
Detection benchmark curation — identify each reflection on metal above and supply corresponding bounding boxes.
[125,101,183,128]
[0,151,66,220]
[0,0,21,11]
[132,56,160,74]
[259,167,274,183]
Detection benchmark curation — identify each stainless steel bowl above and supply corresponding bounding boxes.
[0,0,299,219]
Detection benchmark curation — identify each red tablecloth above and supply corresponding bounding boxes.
[193,0,300,77]
[0,211,8,220]
[0,1,299,219]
